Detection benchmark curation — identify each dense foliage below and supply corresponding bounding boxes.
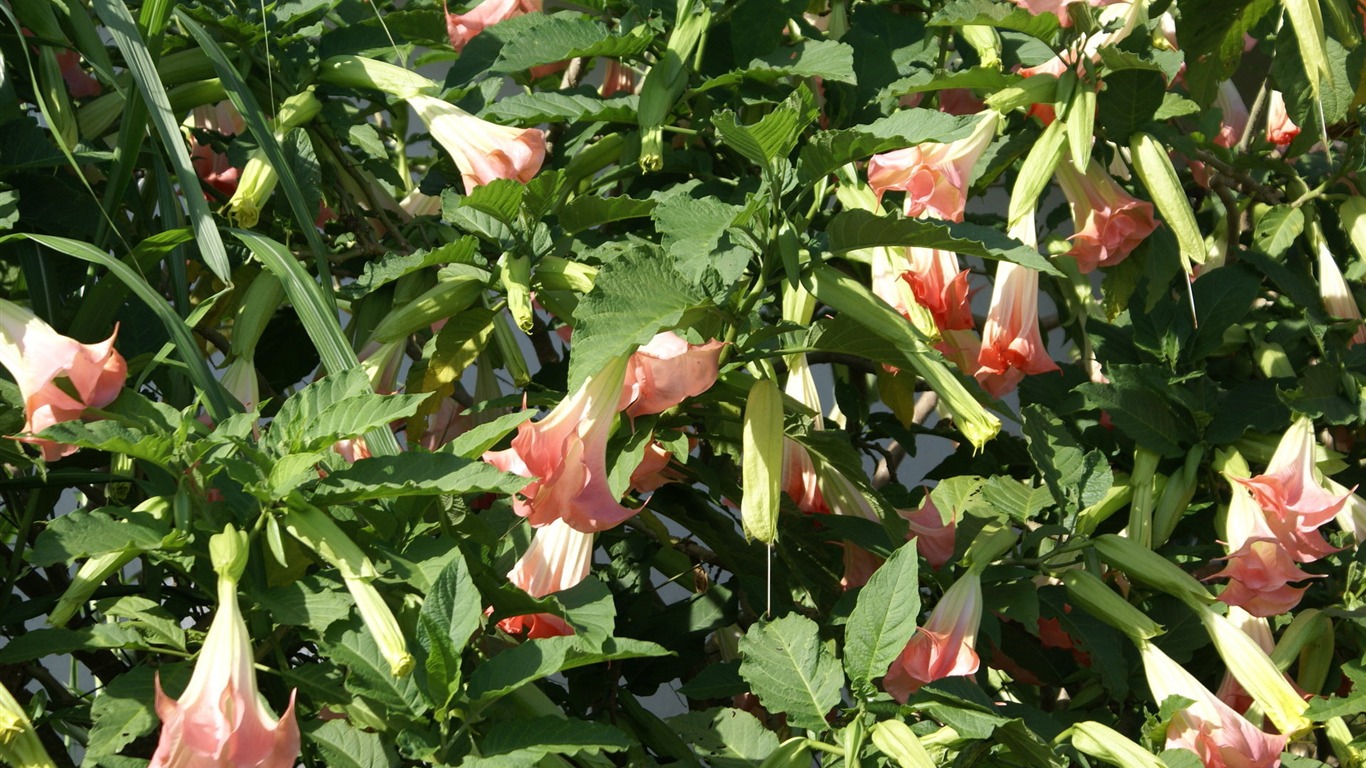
[4,0,1366,766]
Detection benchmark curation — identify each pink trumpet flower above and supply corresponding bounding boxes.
[619,332,726,418]
[600,59,636,98]
[867,110,998,222]
[1233,417,1350,563]
[975,219,1059,397]
[1265,91,1300,147]
[1056,157,1158,272]
[1141,640,1286,768]
[484,355,636,533]
[507,518,594,599]
[782,438,828,514]
[1318,242,1366,346]
[629,441,680,493]
[151,541,299,768]
[884,570,983,701]
[443,0,541,52]
[1215,81,1250,149]
[900,495,956,570]
[0,300,126,461]
[408,94,546,194]
[902,247,975,331]
[186,101,245,197]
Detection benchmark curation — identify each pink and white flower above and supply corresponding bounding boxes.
[444,0,541,52]
[867,111,999,222]
[409,95,546,194]
[884,570,983,701]
[1056,157,1158,272]
[0,300,127,461]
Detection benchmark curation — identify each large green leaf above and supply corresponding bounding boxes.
[694,39,857,93]
[324,622,429,718]
[298,393,427,451]
[566,253,709,390]
[482,92,640,125]
[843,541,920,688]
[825,210,1062,276]
[312,453,526,502]
[481,716,632,757]
[307,720,400,768]
[492,16,651,72]
[738,614,843,732]
[417,552,481,710]
[1177,0,1277,106]
[30,507,168,566]
[467,635,576,708]
[928,0,1060,40]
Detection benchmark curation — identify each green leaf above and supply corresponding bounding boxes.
[1186,264,1260,363]
[482,716,632,757]
[93,0,231,283]
[36,420,173,464]
[460,179,526,226]
[561,194,657,234]
[653,195,747,283]
[712,85,818,165]
[417,551,481,709]
[261,574,356,634]
[298,393,426,451]
[928,0,1061,40]
[1022,404,1112,513]
[339,239,479,299]
[85,666,162,759]
[844,540,920,687]
[668,708,781,767]
[483,91,639,125]
[467,635,575,708]
[493,16,651,72]
[306,720,400,768]
[1097,69,1167,139]
[31,507,167,566]
[0,624,144,663]
[443,410,536,459]
[738,614,843,732]
[797,110,977,183]
[324,622,429,717]
[826,210,1063,276]
[1251,205,1305,258]
[979,476,1054,522]
[265,368,370,454]
[567,253,709,390]
[1177,0,1277,106]
[1077,366,1191,458]
[420,307,498,398]
[313,453,526,502]
[694,39,857,93]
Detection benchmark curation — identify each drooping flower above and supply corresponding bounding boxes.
[1056,156,1158,272]
[151,529,299,768]
[333,437,371,464]
[600,59,636,98]
[782,438,828,514]
[408,94,546,194]
[619,332,726,418]
[884,570,983,701]
[902,247,975,331]
[0,300,127,461]
[900,495,956,570]
[1317,241,1366,346]
[57,50,101,99]
[484,355,637,533]
[1233,416,1349,563]
[1214,81,1250,149]
[507,518,595,599]
[184,100,245,197]
[630,441,681,493]
[1211,460,1318,617]
[420,398,471,452]
[975,216,1059,397]
[1140,639,1286,768]
[867,110,999,222]
[1007,0,1127,27]
[1265,91,1300,147]
[443,0,541,52]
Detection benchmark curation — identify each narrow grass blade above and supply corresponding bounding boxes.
[92,0,233,283]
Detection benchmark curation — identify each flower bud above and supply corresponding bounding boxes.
[1069,721,1165,768]
[1130,132,1205,275]
[0,680,57,768]
[1196,602,1311,736]
[209,525,250,582]
[741,378,783,544]
[1062,570,1164,642]
[1091,534,1214,608]
[871,720,936,768]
